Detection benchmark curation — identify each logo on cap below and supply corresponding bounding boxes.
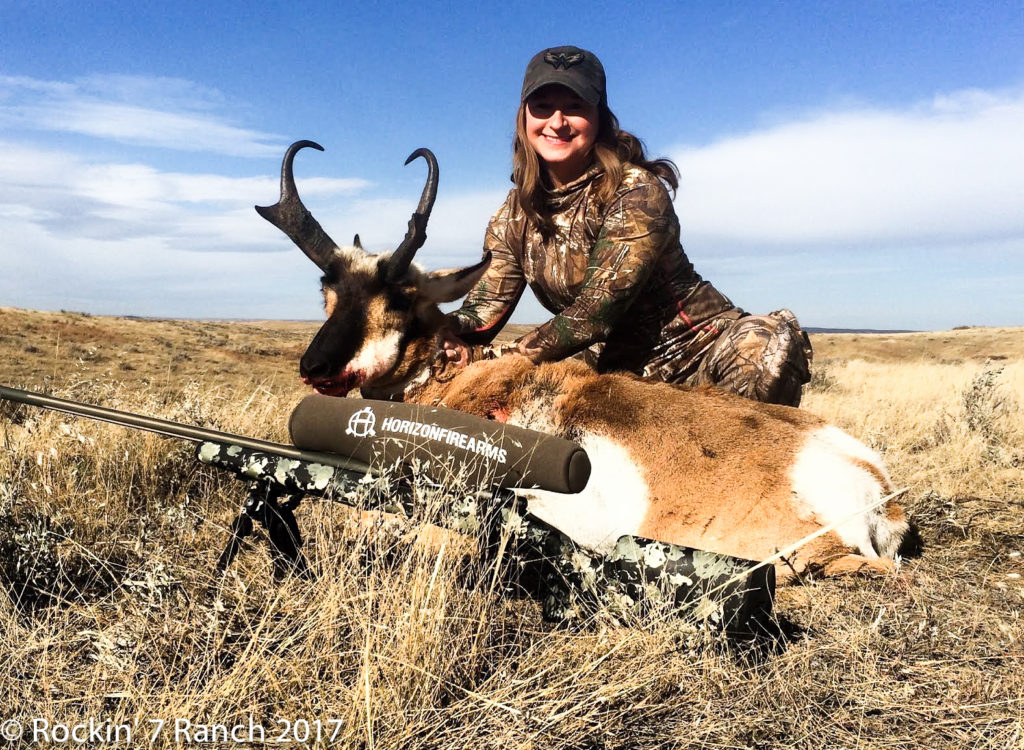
[543,50,584,70]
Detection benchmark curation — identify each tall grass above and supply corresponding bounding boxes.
[1,322,1023,747]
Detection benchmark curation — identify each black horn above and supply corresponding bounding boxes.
[256,140,341,271]
[385,148,438,282]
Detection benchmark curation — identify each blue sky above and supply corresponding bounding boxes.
[1,0,1022,329]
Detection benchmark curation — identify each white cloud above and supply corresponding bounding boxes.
[74,74,229,111]
[0,137,503,319]
[0,141,367,249]
[671,87,1024,249]
[0,74,283,157]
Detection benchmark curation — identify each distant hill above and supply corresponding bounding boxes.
[805,327,918,334]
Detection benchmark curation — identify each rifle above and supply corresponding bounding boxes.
[0,383,774,633]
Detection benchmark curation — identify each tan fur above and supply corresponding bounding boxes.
[378,336,435,391]
[415,355,906,580]
[850,456,894,493]
[822,554,896,578]
[885,498,908,523]
[365,295,395,340]
[323,287,339,317]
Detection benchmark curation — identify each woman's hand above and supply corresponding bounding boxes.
[439,325,545,369]
[513,329,546,363]
[438,328,471,368]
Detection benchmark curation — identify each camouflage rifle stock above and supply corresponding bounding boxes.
[1,384,774,633]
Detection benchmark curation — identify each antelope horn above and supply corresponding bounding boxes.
[385,148,438,282]
[256,140,341,271]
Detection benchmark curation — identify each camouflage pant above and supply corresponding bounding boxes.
[475,309,812,407]
[688,309,813,407]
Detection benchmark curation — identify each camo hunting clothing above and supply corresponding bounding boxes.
[447,164,812,406]
[692,309,813,407]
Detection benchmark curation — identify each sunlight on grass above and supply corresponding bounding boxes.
[1,312,1022,748]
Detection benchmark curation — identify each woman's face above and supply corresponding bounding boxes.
[524,85,599,187]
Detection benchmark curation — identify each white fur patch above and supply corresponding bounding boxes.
[369,363,431,400]
[815,425,893,486]
[346,330,402,380]
[790,426,892,556]
[520,432,650,556]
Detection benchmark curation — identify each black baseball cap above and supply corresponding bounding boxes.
[520,45,606,107]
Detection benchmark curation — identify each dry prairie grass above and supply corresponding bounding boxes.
[1,307,1022,748]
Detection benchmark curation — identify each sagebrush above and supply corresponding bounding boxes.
[1,309,1022,748]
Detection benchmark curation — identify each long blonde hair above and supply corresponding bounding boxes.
[512,102,680,234]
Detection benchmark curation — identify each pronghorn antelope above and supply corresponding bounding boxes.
[257,141,910,580]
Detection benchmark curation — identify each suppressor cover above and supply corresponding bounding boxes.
[288,395,591,494]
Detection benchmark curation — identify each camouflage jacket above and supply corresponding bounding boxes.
[448,164,743,383]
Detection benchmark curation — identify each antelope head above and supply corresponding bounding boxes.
[257,140,490,397]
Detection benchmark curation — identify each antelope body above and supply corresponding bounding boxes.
[258,141,909,580]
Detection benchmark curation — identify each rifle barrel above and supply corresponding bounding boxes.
[0,384,371,474]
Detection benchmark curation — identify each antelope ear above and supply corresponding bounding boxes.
[353,234,363,250]
[418,252,492,303]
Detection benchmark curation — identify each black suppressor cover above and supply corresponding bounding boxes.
[289,395,591,494]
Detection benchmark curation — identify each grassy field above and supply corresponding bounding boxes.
[1,306,1022,748]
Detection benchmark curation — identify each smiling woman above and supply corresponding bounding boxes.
[442,46,814,406]
[522,87,599,188]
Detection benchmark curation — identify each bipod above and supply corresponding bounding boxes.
[216,481,311,580]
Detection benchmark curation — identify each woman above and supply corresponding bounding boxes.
[442,45,812,407]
